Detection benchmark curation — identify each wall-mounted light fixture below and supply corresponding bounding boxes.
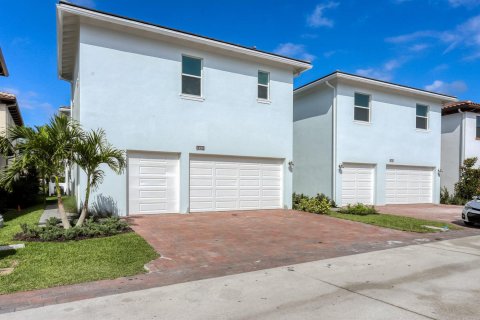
[288,160,294,170]
[437,168,443,175]
[338,163,344,170]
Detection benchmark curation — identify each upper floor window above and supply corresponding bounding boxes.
[476,116,480,139]
[182,56,202,97]
[416,104,429,130]
[258,71,270,100]
[354,92,370,122]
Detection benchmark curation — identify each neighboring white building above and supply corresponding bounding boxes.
[293,71,457,206]
[0,93,23,169]
[441,101,480,193]
[56,2,311,215]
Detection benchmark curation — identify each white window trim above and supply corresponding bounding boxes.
[181,54,203,99]
[257,70,270,102]
[354,92,371,123]
[416,104,429,130]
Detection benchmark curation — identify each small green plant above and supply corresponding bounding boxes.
[339,203,378,216]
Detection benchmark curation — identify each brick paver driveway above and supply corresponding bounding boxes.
[375,204,465,224]
[2,209,479,314]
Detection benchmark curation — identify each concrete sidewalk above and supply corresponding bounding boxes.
[2,235,479,320]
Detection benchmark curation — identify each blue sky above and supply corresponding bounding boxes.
[1,0,479,126]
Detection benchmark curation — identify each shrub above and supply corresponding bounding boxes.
[293,193,336,210]
[454,157,480,201]
[440,186,468,205]
[293,193,331,214]
[339,203,378,216]
[15,217,131,242]
[0,168,40,210]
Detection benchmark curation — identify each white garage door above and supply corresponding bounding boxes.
[190,156,283,212]
[341,163,375,206]
[385,165,433,204]
[128,152,179,214]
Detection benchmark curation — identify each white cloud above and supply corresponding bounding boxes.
[307,2,339,28]
[355,58,407,81]
[448,0,480,7]
[432,64,449,72]
[409,43,429,52]
[424,80,468,94]
[386,15,480,58]
[274,43,316,62]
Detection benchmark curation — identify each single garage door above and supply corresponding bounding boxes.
[341,163,375,206]
[385,165,433,204]
[128,152,179,214]
[190,155,283,212]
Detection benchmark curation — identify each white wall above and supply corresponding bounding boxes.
[335,80,443,205]
[441,113,462,193]
[75,22,295,215]
[293,84,333,197]
[464,112,480,161]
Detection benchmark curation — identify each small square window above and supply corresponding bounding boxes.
[416,104,429,130]
[181,56,202,96]
[258,71,269,100]
[354,93,370,122]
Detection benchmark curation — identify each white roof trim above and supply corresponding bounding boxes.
[57,3,312,80]
[295,72,458,102]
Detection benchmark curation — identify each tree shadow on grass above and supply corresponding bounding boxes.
[2,205,43,223]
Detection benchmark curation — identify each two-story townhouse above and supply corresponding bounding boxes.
[293,71,457,206]
[57,2,311,216]
[441,101,480,193]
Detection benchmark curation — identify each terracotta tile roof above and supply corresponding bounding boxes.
[442,100,480,115]
[0,91,15,101]
[0,91,23,126]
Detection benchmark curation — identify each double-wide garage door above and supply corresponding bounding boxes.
[128,152,283,214]
[385,165,433,204]
[189,156,283,212]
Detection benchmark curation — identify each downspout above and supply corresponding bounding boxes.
[458,109,466,175]
[325,81,337,202]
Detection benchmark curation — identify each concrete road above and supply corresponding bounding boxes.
[3,235,480,320]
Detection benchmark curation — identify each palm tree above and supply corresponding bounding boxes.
[0,115,82,229]
[0,125,52,206]
[74,129,125,227]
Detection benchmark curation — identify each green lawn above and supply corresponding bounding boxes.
[0,205,158,294]
[328,211,461,233]
[46,195,77,213]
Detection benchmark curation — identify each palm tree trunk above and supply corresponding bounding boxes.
[55,175,71,229]
[76,174,91,227]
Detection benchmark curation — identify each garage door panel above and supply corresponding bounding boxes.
[385,165,433,204]
[190,156,283,212]
[341,164,375,206]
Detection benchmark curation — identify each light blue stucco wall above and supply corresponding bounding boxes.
[74,23,295,215]
[441,113,462,193]
[293,84,333,197]
[335,80,443,205]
